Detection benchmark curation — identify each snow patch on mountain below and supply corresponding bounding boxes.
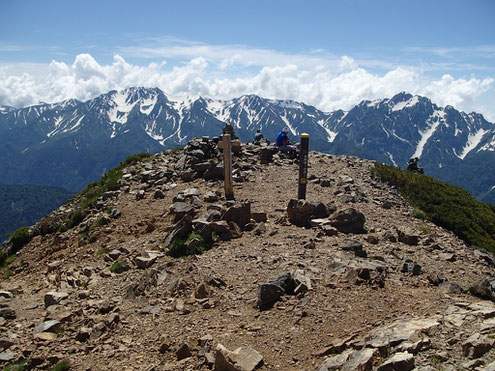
[47,115,83,137]
[479,135,495,152]
[280,114,297,135]
[54,116,64,128]
[169,94,198,109]
[319,119,338,142]
[140,96,157,115]
[274,100,304,110]
[367,99,381,108]
[381,123,390,138]
[457,128,487,159]
[64,115,84,134]
[387,152,397,167]
[391,96,419,111]
[391,130,410,143]
[207,99,230,123]
[108,91,136,124]
[145,120,164,141]
[412,110,444,158]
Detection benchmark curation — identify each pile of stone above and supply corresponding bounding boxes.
[287,198,366,234]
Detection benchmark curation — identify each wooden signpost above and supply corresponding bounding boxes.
[298,133,309,200]
[223,134,234,200]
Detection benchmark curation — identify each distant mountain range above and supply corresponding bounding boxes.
[1,87,494,203]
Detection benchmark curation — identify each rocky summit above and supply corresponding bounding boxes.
[1,138,495,370]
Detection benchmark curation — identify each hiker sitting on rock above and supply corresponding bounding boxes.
[276,127,296,152]
[407,157,424,174]
[254,129,264,143]
[253,129,269,145]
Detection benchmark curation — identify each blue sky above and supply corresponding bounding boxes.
[1,0,494,120]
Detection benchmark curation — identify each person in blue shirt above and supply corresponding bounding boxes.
[276,127,295,151]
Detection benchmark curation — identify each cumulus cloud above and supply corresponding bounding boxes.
[0,53,493,121]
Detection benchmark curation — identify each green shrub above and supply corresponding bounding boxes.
[75,153,151,209]
[0,250,8,267]
[67,209,85,229]
[417,226,430,235]
[109,260,129,274]
[411,208,427,220]
[9,226,31,253]
[371,163,495,253]
[3,360,26,371]
[51,359,70,371]
[168,231,214,258]
[95,248,109,258]
[121,152,152,167]
[95,216,109,227]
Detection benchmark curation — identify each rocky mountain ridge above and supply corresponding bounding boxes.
[1,139,495,370]
[1,88,494,203]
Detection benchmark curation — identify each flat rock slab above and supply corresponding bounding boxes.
[0,350,17,362]
[215,344,263,371]
[33,320,61,334]
[342,348,378,371]
[353,318,440,351]
[377,352,415,371]
[44,291,68,308]
[230,346,264,371]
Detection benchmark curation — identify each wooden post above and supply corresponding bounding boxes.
[223,134,234,200]
[298,133,310,200]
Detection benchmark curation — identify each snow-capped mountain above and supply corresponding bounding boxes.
[1,87,494,203]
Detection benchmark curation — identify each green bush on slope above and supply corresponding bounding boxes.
[371,163,495,253]
[77,152,152,209]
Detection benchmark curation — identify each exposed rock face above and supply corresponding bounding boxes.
[1,139,495,370]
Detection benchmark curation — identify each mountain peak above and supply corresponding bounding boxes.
[390,91,414,103]
[2,139,495,370]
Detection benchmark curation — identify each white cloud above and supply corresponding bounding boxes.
[0,53,494,122]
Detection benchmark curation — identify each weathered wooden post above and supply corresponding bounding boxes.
[223,134,234,200]
[298,133,309,200]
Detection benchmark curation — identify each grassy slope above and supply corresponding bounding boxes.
[371,163,495,253]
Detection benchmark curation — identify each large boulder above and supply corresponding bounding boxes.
[287,199,329,227]
[215,343,263,371]
[223,202,251,229]
[203,165,224,180]
[164,216,193,247]
[397,227,420,245]
[169,202,195,222]
[328,208,366,234]
[470,278,495,301]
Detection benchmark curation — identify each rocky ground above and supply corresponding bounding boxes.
[2,138,495,370]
